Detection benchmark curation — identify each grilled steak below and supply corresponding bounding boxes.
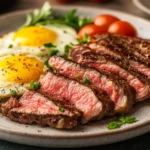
[70,35,150,101]
[39,71,113,123]
[94,34,150,66]
[2,91,81,129]
[49,56,134,113]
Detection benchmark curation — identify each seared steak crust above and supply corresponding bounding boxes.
[2,91,81,129]
[49,56,133,113]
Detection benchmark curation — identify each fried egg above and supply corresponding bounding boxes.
[0,55,44,98]
[0,24,77,57]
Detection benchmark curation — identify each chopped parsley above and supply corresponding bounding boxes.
[83,77,89,84]
[75,74,81,78]
[77,33,91,44]
[44,61,58,73]
[44,43,56,48]
[59,107,65,112]
[50,49,59,56]
[10,90,17,97]
[8,44,13,48]
[30,82,41,90]
[107,116,137,130]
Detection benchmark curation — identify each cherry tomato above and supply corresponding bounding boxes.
[94,14,119,31]
[56,0,72,3]
[108,21,137,37]
[78,24,106,38]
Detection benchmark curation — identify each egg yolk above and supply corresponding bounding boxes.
[0,55,44,83]
[13,26,57,47]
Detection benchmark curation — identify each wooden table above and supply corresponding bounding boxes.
[0,0,150,149]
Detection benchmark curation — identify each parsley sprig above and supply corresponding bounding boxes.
[107,116,137,130]
[30,81,41,90]
[21,2,92,31]
[77,34,91,44]
[21,2,52,27]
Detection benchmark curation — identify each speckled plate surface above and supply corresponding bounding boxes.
[0,6,150,148]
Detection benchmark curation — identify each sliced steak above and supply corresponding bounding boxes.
[94,34,150,66]
[39,71,113,123]
[1,91,81,129]
[49,56,134,113]
[70,37,150,101]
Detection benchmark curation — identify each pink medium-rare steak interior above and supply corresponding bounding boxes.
[39,72,103,123]
[2,91,81,129]
[49,56,134,113]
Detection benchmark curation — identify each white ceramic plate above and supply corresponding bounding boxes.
[133,0,150,15]
[0,6,150,148]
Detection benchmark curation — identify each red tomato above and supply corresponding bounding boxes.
[94,14,119,31]
[78,24,106,38]
[108,21,137,37]
[56,0,72,3]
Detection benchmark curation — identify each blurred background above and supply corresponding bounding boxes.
[0,0,149,20]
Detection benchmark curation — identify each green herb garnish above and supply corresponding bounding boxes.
[50,50,59,56]
[10,90,17,97]
[59,107,65,112]
[44,43,56,48]
[30,82,41,90]
[44,61,58,73]
[75,74,81,78]
[107,116,137,130]
[21,2,92,31]
[77,33,91,44]
[21,2,52,27]
[107,121,122,130]
[83,77,89,84]
[119,116,136,124]
[8,44,13,48]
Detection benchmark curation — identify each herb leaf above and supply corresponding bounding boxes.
[21,2,51,27]
[10,90,17,97]
[50,50,59,56]
[59,107,65,112]
[77,33,91,44]
[75,74,81,78]
[108,116,137,130]
[8,44,13,48]
[83,77,89,84]
[30,81,41,90]
[119,116,136,124]
[44,43,56,48]
[107,121,122,130]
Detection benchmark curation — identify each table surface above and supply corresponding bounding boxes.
[0,0,150,150]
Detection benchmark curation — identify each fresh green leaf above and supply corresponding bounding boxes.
[59,107,65,112]
[77,33,91,44]
[44,43,56,48]
[78,18,93,28]
[107,121,122,130]
[50,50,59,56]
[44,62,58,73]
[8,44,13,48]
[10,90,17,97]
[75,74,81,78]
[83,77,89,84]
[30,81,41,90]
[21,2,52,27]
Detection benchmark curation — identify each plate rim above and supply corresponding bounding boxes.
[133,0,150,15]
[0,5,150,140]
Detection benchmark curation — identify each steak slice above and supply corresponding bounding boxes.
[70,38,150,101]
[39,71,111,124]
[1,91,81,129]
[94,34,150,66]
[93,34,150,79]
[49,56,133,113]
